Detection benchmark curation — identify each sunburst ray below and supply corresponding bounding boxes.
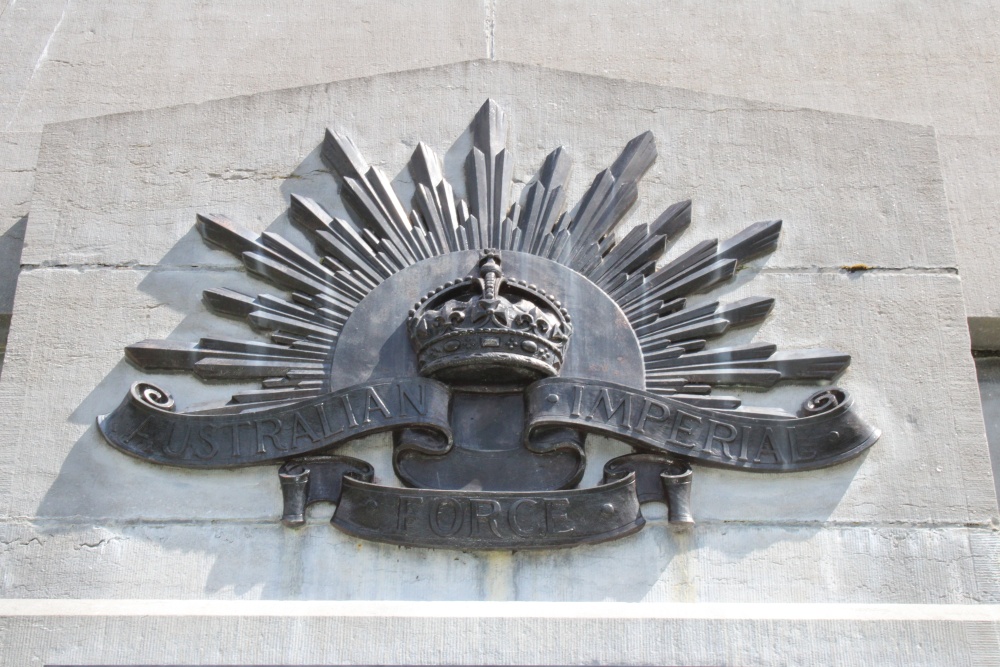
[128,99,849,414]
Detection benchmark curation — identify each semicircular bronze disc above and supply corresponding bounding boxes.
[331,249,644,491]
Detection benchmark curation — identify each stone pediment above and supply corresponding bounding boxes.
[0,61,993,664]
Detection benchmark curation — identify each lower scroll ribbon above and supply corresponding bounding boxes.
[279,453,694,549]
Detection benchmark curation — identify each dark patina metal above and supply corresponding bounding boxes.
[99,99,881,550]
[279,455,374,527]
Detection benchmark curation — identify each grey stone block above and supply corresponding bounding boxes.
[0,64,993,663]
[0,8,996,665]
[493,0,1000,323]
[24,62,953,274]
[0,133,38,317]
[493,1,1000,136]
[0,601,998,666]
[0,0,488,132]
[940,136,1000,329]
[0,521,997,604]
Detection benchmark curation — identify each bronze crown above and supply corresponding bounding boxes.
[407,251,572,386]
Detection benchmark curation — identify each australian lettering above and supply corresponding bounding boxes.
[99,378,452,468]
[527,378,879,472]
[101,375,876,472]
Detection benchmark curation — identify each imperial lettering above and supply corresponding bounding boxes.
[526,379,875,471]
[586,388,631,430]
[666,410,702,447]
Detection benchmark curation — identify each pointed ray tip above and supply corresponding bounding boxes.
[744,218,783,236]
[610,131,658,180]
[472,98,507,131]
[409,142,443,184]
[196,211,232,226]
[479,98,502,113]
[321,127,369,177]
[195,212,260,251]
[621,130,656,154]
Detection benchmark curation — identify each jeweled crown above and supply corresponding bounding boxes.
[407,251,573,386]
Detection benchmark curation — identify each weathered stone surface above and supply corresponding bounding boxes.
[494,0,1000,321]
[0,133,37,313]
[0,8,995,665]
[4,0,1000,325]
[4,64,990,525]
[495,1,1000,136]
[0,0,487,373]
[976,357,1000,509]
[0,522,996,603]
[0,0,487,132]
[941,136,1000,342]
[0,60,994,664]
[0,601,998,666]
[23,62,953,273]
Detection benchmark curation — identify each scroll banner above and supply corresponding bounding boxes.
[333,473,645,549]
[99,377,878,471]
[526,378,880,472]
[98,378,452,468]
[99,376,878,547]
[277,454,692,549]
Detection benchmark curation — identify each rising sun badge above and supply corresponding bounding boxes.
[99,100,880,549]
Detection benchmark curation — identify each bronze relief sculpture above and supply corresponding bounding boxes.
[99,100,879,549]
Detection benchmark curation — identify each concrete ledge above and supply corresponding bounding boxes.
[2,521,997,603]
[3,598,1000,621]
[1,601,998,666]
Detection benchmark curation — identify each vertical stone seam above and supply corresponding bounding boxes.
[486,0,497,60]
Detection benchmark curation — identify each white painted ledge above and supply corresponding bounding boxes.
[3,599,1000,622]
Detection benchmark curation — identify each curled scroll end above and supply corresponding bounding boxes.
[278,462,310,528]
[393,427,454,458]
[97,381,178,455]
[278,455,375,528]
[602,453,695,528]
[524,425,586,458]
[130,382,177,412]
[794,386,881,467]
[660,464,695,529]
[799,387,848,417]
[524,426,587,489]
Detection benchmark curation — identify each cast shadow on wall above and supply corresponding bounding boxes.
[42,110,866,601]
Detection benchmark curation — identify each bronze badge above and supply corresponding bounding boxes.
[99,100,879,549]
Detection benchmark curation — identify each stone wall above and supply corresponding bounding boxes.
[3,1,1000,347]
[0,59,997,663]
[2,3,1000,664]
